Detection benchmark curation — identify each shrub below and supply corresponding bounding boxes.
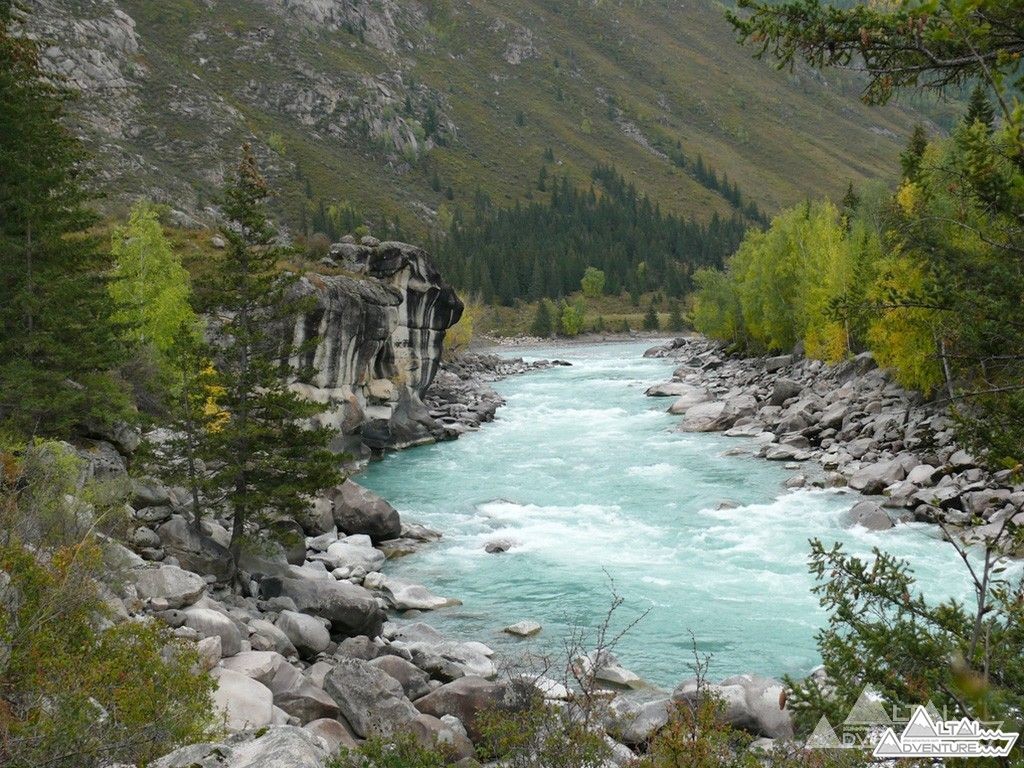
[0,441,216,768]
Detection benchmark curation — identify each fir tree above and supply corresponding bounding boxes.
[963,82,995,134]
[900,125,928,182]
[530,299,554,338]
[202,146,341,560]
[643,300,660,331]
[0,5,128,437]
[667,300,686,332]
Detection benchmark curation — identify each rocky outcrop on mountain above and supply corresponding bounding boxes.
[644,337,1024,542]
[285,239,463,455]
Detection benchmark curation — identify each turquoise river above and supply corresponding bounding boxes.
[360,340,973,689]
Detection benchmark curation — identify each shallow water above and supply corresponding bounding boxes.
[359,340,974,689]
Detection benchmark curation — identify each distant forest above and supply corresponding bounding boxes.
[430,165,751,304]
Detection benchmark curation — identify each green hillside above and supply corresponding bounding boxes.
[35,0,932,235]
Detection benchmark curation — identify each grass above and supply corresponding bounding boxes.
[75,0,936,240]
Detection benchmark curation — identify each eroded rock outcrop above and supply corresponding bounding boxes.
[286,239,463,455]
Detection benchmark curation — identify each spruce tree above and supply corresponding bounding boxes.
[531,299,553,338]
[899,125,928,182]
[203,146,341,560]
[667,300,686,332]
[0,5,128,437]
[963,82,995,134]
[643,300,661,331]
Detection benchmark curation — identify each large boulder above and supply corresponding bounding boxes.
[673,675,792,739]
[183,607,244,657]
[667,386,713,415]
[770,378,803,406]
[275,681,340,724]
[327,480,401,542]
[369,654,433,700]
[304,718,358,753]
[604,693,671,745]
[677,401,727,432]
[133,564,205,609]
[157,515,235,582]
[318,537,386,576]
[276,610,331,659]
[212,668,274,732]
[323,657,419,738]
[363,572,460,611]
[414,676,515,743]
[261,576,385,638]
[848,459,906,495]
[155,726,327,768]
[842,500,894,531]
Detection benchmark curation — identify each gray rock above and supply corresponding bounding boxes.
[277,610,330,659]
[261,576,385,638]
[327,480,402,542]
[157,515,235,582]
[369,654,434,700]
[770,378,803,406]
[211,667,274,732]
[605,693,671,745]
[248,618,298,658]
[134,564,205,609]
[183,607,243,657]
[842,500,894,531]
[504,620,542,637]
[304,717,358,753]
[673,675,792,739]
[363,572,459,611]
[275,681,340,724]
[848,459,906,494]
[414,675,515,743]
[323,657,419,738]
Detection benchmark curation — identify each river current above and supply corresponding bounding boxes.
[360,340,972,689]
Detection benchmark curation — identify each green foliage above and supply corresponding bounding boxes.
[0,441,215,767]
[193,147,342,557]
[725,0,1024,467]
[110,201,199,371]
[643,300,661,331]
[0,11,129,438]
[445,296,479,356]
[559,299,586,337]
[330,731,454,768]
[580,266,606,299]
[786,537,1024,746]
[667,300,687,332]
[475,690,610,768]
[433,166,746,305]
[531,299,555,338]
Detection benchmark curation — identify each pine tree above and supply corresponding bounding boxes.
[530,299,554,338]
[0,6,129,437]
[667,300,686,332]
[643,300,661,331]
[900,125,928,182]
[963,82,995,134]
[203,146,341,560]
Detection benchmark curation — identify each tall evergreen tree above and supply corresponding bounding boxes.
[0,3,128,437]
[900,125,929,182]
[530,299,554,338]
[643,300,661,331]
[202,146,341,559]
[963,82,995,133]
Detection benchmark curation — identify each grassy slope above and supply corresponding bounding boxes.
[107,0,925,234]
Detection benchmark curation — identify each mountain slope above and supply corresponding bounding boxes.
[29,0,929,233]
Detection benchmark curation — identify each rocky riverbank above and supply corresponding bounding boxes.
[643,336,1024,544]
[423,353,571,439]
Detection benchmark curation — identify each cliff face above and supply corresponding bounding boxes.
[288,240,463,455]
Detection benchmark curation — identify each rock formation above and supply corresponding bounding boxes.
[286,238,463,455]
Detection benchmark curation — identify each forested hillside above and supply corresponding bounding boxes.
[29,0,930,240]
[432,165,748,305]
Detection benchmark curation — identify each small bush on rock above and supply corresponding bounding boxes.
[329,731,455,768]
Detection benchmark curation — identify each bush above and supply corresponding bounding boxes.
[0,441,216,768]
[559,299,586,337]
[330,731,454,768]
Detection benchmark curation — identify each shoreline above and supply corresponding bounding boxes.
[140,335,1023,763]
